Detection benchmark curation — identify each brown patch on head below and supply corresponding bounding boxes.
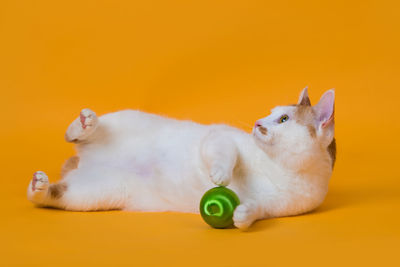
[297,87,312,106]
[327,138,336,168]
[307,125,316,138]
[295,105,314,121]
[294,105,316,138]
[258,126,267,135]
[49,183,68,199]
[298,96,311,106]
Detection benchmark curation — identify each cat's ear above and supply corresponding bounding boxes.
[297,86,311,106]
[314,89,335,145]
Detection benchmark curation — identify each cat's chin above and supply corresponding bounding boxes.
[252,129,273,149]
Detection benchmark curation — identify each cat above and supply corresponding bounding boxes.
[27,87,336,229]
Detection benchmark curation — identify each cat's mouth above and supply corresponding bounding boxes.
[253,125,268,136]
[253,126,269,142]
[258,126,268,135]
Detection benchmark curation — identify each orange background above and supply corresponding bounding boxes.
[1,0,399,266]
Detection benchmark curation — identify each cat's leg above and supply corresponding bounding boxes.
[65,108,99,143]
[201,131,238,186]
[61,156,79,177]
[27,169,128,211]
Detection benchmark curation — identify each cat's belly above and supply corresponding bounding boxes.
[74,112,248,212]
[77,135,215,212]
[118,152,213,213]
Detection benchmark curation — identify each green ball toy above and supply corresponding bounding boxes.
[199,186,240,229]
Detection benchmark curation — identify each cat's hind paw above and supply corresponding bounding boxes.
[28,171,49,204]
[31,171,49,192]
[79,108,97,130]
[65,108,98,142]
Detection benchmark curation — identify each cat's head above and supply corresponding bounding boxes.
[253,87,336,171]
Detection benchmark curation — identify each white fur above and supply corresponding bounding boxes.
[27,89,335,229]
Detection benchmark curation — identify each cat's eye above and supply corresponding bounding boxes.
[279,115,289,123]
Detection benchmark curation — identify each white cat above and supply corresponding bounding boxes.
[27,87,336,229]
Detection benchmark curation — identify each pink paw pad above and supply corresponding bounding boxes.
[79,109,96,130]
[31,171,48,192]
[80,112,88,129]
[32,173,38,191]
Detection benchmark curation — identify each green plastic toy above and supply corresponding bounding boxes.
[199,186,240,229]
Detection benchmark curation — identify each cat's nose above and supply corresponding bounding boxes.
[255,121,262,127]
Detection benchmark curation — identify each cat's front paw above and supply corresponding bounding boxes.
[209,166,231,186]
[233,203,258,230]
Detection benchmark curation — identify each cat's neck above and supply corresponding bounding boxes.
[251,137,332,187]
[273,146,332,186]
